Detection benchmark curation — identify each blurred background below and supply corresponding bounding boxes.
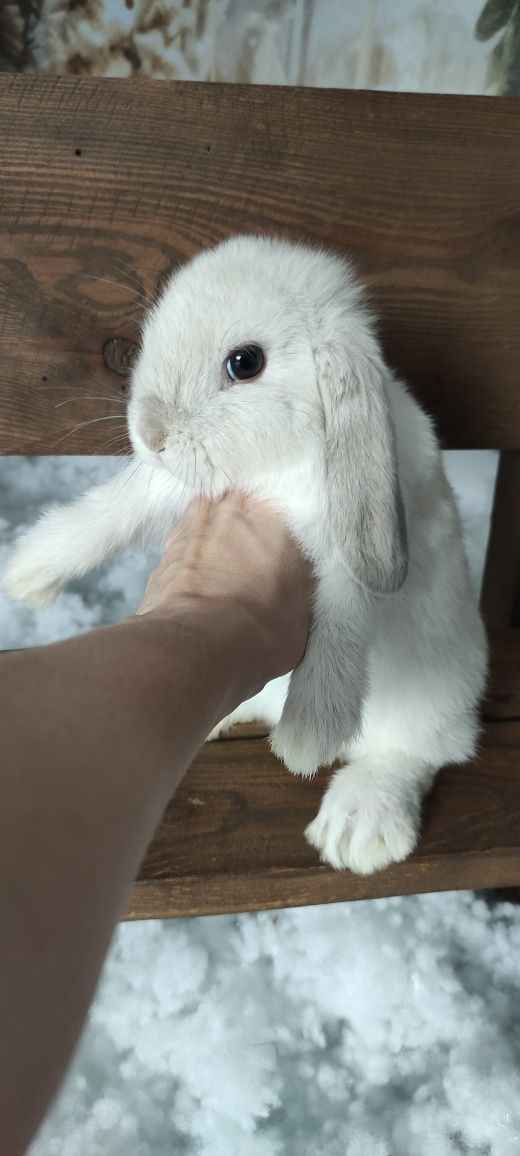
[0,0,519,94]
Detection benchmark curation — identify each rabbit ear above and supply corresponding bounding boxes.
[316,343,408,594]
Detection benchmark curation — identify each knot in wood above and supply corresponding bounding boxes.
[103,338,138,377]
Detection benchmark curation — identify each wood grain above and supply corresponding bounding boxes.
[1,77,520,452]
[126,629,520,919]
[480,451,520,627]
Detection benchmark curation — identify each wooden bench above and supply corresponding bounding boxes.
[0,76,519,917]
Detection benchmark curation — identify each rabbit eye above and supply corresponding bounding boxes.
[226,345,264,382]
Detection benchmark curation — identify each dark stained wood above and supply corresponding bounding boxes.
[125,629,520,919]
[484,626,520,717]
[480,451,520,628]
[1,77,520,453]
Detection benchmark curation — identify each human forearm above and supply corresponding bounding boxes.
[0,492,312,1155]
[0,608,252,1156]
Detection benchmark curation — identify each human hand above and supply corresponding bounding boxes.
[137,492,314,697]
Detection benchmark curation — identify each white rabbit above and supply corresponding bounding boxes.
[2,235,488,875]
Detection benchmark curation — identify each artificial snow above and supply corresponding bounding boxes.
[25,897,520,1155]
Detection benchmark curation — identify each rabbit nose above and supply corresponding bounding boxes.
[138,416,166,454]
[138,395,169,453]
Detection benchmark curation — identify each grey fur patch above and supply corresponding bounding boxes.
[316,346,408,595]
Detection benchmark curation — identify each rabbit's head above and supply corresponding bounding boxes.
[128,235,407,593]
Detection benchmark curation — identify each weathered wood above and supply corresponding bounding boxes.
[482,625,520,717]
[125,629,520,919]
[480,451,520,628]
[1,77,520,453]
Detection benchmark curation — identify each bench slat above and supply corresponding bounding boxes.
[126,630,520,919]
[1,78,519,452]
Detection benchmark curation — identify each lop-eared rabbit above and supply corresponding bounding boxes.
[3,236,487,875]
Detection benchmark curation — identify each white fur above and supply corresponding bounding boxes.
[2,235,487,874]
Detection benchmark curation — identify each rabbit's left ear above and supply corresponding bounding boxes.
[316,343,408,594]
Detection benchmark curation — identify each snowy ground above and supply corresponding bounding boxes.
[3,451,520,1156]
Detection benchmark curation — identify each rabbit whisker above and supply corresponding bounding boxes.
[116,460,143,498]
[87,370,131,395]
[102,434,131,452]
[116,317,145,338]
[52,415,126,449]
[78,275,150,307]
[113,260,159,297]
[54,393,128,409]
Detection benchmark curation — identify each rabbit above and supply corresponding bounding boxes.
[2,235,488,875]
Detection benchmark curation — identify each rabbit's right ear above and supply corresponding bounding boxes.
[315,342,408,595]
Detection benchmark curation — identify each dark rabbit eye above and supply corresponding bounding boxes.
[226,345,264,382]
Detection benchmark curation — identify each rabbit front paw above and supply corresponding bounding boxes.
[269,656,362,777]
[269,717,342,777]
[270,690,360,777]
[2,545,63,607]
[2,505,84,607]
[305,761,420,874]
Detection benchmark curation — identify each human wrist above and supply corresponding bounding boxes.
[129,596,268,722]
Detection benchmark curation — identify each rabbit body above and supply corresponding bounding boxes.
[212,371,487,873]
[3,236,487,874]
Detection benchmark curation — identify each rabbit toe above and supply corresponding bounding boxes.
[305,766,419,874]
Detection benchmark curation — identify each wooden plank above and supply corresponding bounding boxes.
[480,451,520,628]
[1,77,520,453]
[484,626,520,717]
[125,629,520,919]
[128,723,520,919]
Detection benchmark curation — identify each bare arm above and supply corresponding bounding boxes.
[0,494,312,1156]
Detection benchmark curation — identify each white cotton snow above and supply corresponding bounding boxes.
[24,897,520,1156]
